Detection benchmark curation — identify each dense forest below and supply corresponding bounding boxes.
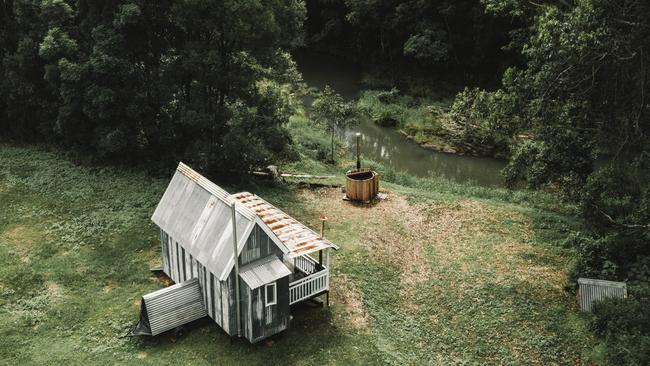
[0,0,305,171]
[1,0,648,363]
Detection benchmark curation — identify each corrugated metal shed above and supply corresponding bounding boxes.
[232,192,339,258]
[578,278,627,312]
[139,278,207,336]
[239,256,292,289]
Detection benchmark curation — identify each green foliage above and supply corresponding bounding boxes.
[581,165,650,233]
[590,292,650,366]
[452,2,650,363]
[503,131,593,194]
[357,90,458,149]
[311,85,358,162]
[448,87,517,156]
[0,143,597,365]
[1,0,307,174]
[38,27,77,61]
[287,113,333,162]
[402,29,448,64]
[358,90,442,130]
[306,0,517,82]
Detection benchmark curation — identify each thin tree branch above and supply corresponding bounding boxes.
[598,208,650,229]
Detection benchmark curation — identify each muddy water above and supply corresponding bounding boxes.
[295,52,507,187]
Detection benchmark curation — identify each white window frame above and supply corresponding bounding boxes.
[265,282,277,307]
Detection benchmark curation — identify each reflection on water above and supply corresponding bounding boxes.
[294,51,507,187]
[344,118,506,186]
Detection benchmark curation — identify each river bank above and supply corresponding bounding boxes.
[356,89,505,158]
[295,54,508,186]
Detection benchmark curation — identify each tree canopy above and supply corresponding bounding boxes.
[0,0,306,173]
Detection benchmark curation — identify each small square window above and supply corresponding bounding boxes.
[265,282,277,307]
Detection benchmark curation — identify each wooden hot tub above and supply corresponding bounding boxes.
[345,168,379,202]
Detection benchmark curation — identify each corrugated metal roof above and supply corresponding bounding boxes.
[142,278,207,336]
[152,162,337,281]
[239,256,292,289]
[152,163,290,281]
[232,192,339,258]
[152,163,257,280]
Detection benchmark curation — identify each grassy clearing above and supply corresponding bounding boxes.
[0,143,597,365]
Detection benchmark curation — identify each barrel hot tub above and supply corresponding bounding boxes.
[345,168,379,202]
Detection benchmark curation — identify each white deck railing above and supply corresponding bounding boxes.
[294,254,319,275]
[289,269,328,305]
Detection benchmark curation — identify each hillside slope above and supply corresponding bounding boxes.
[0,144,596,365]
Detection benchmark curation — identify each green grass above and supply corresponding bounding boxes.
[0,143,599,365]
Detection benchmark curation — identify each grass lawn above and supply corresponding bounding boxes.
[0,144,597,365]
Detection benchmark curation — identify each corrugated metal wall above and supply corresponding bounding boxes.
[159,227,290,340]
[578,278,627,312]
[142,278,207,336]
[195,259,238,336]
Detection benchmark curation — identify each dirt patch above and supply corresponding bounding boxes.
[46,281,61,296]
[45,281,64,304]
[300,189,514,284]
[296,187,572,345]
[151,272,173,286]
[1,224,42,263]
[298,188,433,283]
[329,273,369,331]
[103,281,117,293]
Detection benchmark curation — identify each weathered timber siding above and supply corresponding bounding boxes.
[160,230,240,337]
[241,276,289,343]
[161,230,198,284]
[194,262,239,336]
[239,225,283,267]
[161,230,171,275]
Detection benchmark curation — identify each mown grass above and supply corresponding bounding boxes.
[0,143,598,365]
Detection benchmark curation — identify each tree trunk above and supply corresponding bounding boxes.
[331,127,335,162]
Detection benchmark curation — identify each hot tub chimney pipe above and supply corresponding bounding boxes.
[356,133,361,170]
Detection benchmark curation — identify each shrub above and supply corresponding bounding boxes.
[287,114,334,162]
[373,109,398,127]
[448,87,516,156]
[591,290,650,366]
[376,87,400,104]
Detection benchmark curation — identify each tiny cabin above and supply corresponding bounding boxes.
[137,162,338,343]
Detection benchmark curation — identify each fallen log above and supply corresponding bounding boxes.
[250,171,337,179]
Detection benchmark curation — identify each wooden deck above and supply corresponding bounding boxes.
[288,254,329,305]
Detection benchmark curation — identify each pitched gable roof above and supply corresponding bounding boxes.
[152,163,337,281]
[232,192,339,258]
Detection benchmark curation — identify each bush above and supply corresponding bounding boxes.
[591,291,650,366]
[565,233,619,282]
[376,87,400,104]
[448,87,516,156]
[287,113,335,162]
[503,128,593,194]
[373,109,398,127]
